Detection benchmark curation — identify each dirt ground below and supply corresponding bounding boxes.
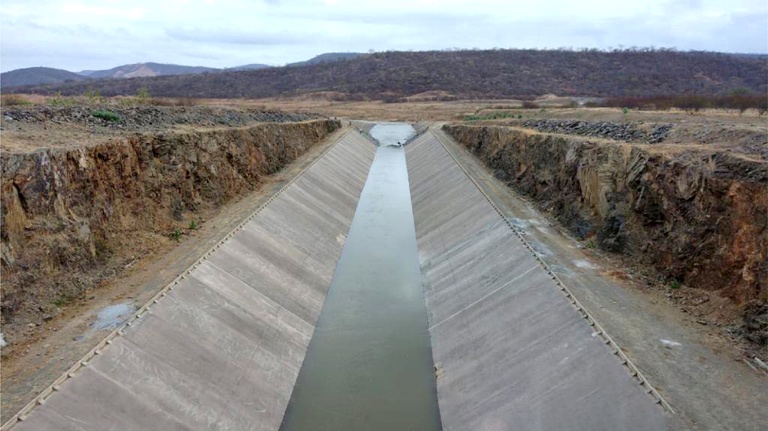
[198,95,767,126]
[0,104,315,153]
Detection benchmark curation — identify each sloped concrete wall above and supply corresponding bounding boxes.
[8,131,376,431]
[406,131,667,431]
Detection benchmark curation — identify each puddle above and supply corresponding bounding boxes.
[573,259,597,269]
[660,339,682,348]
[530,241,553,257]
[92,302,135,330]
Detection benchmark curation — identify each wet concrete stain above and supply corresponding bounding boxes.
[91,302,135,330]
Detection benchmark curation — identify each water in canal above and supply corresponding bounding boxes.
[280,124,441,430]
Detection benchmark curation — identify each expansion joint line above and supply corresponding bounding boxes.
[429,128,674,414]
[430,265,539,330]
[0,128,355,431]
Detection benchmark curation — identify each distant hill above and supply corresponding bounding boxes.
[0,53,363,88]
[1,67,89,87]
[8,49,768,99]
[288,52,366,67]
[226,63,272,72]
[80,62,219,79]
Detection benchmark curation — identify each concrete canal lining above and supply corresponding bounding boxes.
[7,130,376,431]
[280,124,440,430]
[406,130,668,431]
[8,125,671,431]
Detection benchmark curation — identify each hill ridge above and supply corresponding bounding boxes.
[5,49,767,98]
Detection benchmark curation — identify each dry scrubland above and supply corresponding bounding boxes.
[0,96,766,421]
[6,49,766,99]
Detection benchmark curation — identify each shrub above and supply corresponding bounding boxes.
[84,87,102,105]
[50,91,75,106]
[521,101,539,109]
[91,109,121,122]
[604,93,767,114]
[136,87,151,104]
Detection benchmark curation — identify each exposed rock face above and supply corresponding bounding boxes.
[443,124,767,304]
[1,120,340,324]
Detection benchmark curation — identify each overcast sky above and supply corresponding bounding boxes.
[1,0,766,72]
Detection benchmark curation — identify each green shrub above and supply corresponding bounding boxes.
[91,109,121,122]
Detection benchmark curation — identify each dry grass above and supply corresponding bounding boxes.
[1,94,33,106]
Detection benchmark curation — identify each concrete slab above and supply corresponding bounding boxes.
[8,131,376,431]
[406,131,669,431]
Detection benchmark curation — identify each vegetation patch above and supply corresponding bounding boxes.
[1,94,33,106]
[464,111,519,121]
[604,92,768,115]
[91,109,122,122]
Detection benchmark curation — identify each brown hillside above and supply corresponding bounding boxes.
[8,49,767,99]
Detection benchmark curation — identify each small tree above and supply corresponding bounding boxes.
[136,87,151,104]
[84,87,102,105]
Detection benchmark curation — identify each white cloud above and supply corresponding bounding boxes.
[1,0,766,72]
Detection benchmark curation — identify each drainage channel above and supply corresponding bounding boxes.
[280,124,441,430]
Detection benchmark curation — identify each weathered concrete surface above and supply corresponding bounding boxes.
[406,131,668,431]
[281,142,440,430]
[7,131,376,431]
[431,125,768,431]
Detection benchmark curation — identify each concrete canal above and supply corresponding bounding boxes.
[280,124,441,430]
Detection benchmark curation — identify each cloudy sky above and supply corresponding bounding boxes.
[1,0,766,72]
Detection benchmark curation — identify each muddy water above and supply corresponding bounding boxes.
[280,124,441,430]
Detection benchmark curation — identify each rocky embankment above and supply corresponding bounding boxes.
[521,119,673,143]
[2,105,315,132]
[1,114,340,336]
[444,123,767,343]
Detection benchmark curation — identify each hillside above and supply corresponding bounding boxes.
[80,62,219,79]
[288,52,366,67]
[8,49,768,99]
[226,63,272,71]
[0,67,89,87]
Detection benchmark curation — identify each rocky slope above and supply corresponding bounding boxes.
[443,124,767,309]
[1,117,340,333]
[1,105,314,135]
